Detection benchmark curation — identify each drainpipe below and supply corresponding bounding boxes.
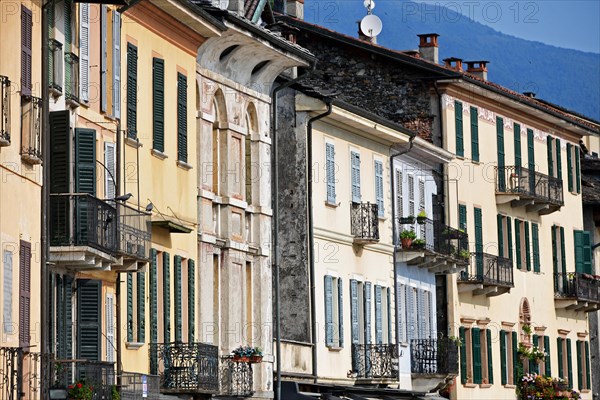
[271,65,314,400]
[306,99,333,384]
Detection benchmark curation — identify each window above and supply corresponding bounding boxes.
[79,2,90,103]
[0,76,11,145]
[547,136,562,179]
[552,226,567,290]
[3,250,13,334]
[351,151,361,203]
[459,204,467,232]
[324,275,343,347]
[557,337,574,388]
[21,96,43,163]
[460,326,494,385]
[177,73,188,162]
[576,340,591,390]
[49,39,64,93]
[455,100,463,157]
[497,214,513,261]
[126,43,138,139]
[152,58,165,152]
[514,219,531,270]
[374,160,384,217]
[567,143,581,193]
[499,329,517,385]
[112,11,121,118]
[326,143,336,204]
[514,123,522,167]
[470,106,479,161]
[21,6,32,97]
[19,241,31,348]
[574,230,592,274]
[106,294,115,362]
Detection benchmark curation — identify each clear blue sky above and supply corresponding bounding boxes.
[410,0,599,53]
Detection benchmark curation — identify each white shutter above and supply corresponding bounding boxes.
[423,290,431,339]
[104,142,116,199]
[112,11,121,118]
[408,175,415,220]
[106,294,115,362]
[79,3,90,102]
[3,251,12,333]
[396,284,406,343]
[406,286,416,341]
[100,5,107,112]
[351,151,361,203]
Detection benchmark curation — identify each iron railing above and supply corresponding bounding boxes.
[49,39,63,92]
[50,359,115,399]
[397,217,469,263]
[554,272,600,303]
[351,202,379,243]
[65,52,80,103]
[410,338,459,375]
[495,166,564,206]
[219,356,254,397]
[150,342,219,393]
[351,344,398,379]
[1,75,10,145]
[116,202,151,261]
[50,193,118,255]
[21,95,43,162]
[0,349,50,400]
[458,252,514,287]
[120,372,160,400]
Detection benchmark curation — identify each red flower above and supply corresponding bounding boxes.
[77,383,83,388]
[68,385,73,389]
[90,386,93,390]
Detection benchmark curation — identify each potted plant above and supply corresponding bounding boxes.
[412,238,426,250]
[399,230,417,249]
[528,345,547,363]
[459,249,471,261]
[232,345,263,363]
[448,335,462,347]
[522,324,532,336]
[416,210,427,224]
[67,380,93,400]
[399,215,415,225]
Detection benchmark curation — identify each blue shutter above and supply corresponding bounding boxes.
[374,285,382,344]
[375,160,384,217]
[338,278,343,347]
[455,101,463,157]
[387,288,392,344]
[324,275,333,346]
[351,151,361,203]
[364,282,372,344]
[350,280,359,344]
[326,143,336,203]
[406,286,415,340]
[471,106,479,161]
[417,288,425,339]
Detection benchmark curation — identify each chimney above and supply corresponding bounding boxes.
[465,60,489,81]
[443,57,463,71]
[286,0,304,19]
[417,33,439,64]
[523,92,536,98]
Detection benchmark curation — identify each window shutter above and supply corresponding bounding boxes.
[497,214,504,258]
[112,11,121,119]
[174,255,182,342]
[126,43,138,139]
[21,6,33,96]
[397,284,406,343]
[527,129,536,193]
[57,276,73,359]
[577,340,583,390]
[487,329,493,384]
[375,161,384,216]
[507,216,513,262]
[19,241,31,348]
[556,139,562,179]
[350,280,359,344]
[49,111,71,194]
[77,279,101,361]
[151,58,165,152]
[137,272,145,342]
[558,337,564,378]
[74,128,96,195]
[188,259,195,343]
[395,169,403,222]
[530,334,539,374]
[106,294,114,362]
[104,142,116,200]
[338,278,343,347]
[514,123,521,167]
[126,273,133,342]
[574,230,584,273]
[177,73,188,162]
[585,341,591,389]
[324,275,333,346]
[150,249,158,372]
[387,287,392,344]
[455,101,463,157]
[515,219,522,269]
[374,285,382,344]
[351,151,361,203]
[364,282,372,344]
[560,227,567,276]
[459,326,467,384]
[100,6,107,112]
[474,208,483,273]
[576,148,581,193]
[512,331,518,383]
[326,143,336,204]
[64,0,72,49]
[417,288,425,339]
[567,338,573,388]
[471,106,479,161]
[552,226,558,279]
[500,330,507,385]
[406,286,415,340]
[472,327,482,384]
[497,117,505,190]
[79,3,90,102]
[547,136,554,177]
[163,252,170,342]
[545,335,551,376]
[532,223,540,272]
[459,204,467,232]
[525,221,531,271]
[3,251,13,333]
[567,143,573,192]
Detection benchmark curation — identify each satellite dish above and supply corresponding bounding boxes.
[363,0,375,10]
[212,0,229,10]
[360,14,383,38]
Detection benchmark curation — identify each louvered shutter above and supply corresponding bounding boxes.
[397,284,405,342]
[507,216,513,262]
[524,221,531,271]
[364,282,372,345]
[188,259,195,343]
[64,0,72,49]
[106,294,115,362]
[577,340,583,390]
[104,142,115,200]
[163,252,170,342]
[75,128,96,195]
[77,279,101,361]
[556,139,562,179]
[532,223,540,272]
[324,275,333,346]
[472,327,482,384]
[576,149,581,193]
[350,280,359,344]
[375,161,384,216]
[150,249,158,372]
[406,286,415,340]
[112,11,121,119]
[471,106,479,161]
[387,288,392,344]
[49,111,70,194]
[574,230,584,273]
[338,278,343,347]
[560,227,567,277]
[459,326,467,384]
[582,231,592,274]
[455,101,463,157]
[79,3,90,102]
[174,255,182,342]
[497,214,504,258]
[351,151,361,203]
[514,123,522,167]
[3,251,12,332]
[19,241,31,348]
[545,335,551,376]
[486,329,493,384]
[459,205,467,232]
[177,73,188,162]
[417,288,425,339]
[585,341,591,390]
[512,332,518,383]
[126,43,137,139]
[527,129,535,192]
[137,272,145,342]
[395,169,403,223]
[567,338,573,388]
[547,136,554,176]
[530,334,539,374]
[152,58,165,152]
[497,117,506,191]
[500,330,507,385]
[65,276,73,360]
[126,273,133,342]
[100,6,107,112]
[515,219,522,269]
[326,143,336,203]
[567,143,573,192]
[558,337,564,378]
[374,285,382,344]
[21,6,32,96]
[474,208,483,274]
[552,226,558,284]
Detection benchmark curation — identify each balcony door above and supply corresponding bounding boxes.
[77,279,102,363]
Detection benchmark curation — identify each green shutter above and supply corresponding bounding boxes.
[500,330,507,385]
[515,219,522,269]
[474,208,483,274]
[49,111,70,194]
[459,205,467,232]
[530,334,539,374]
[497,214,504,258]
[324,275,333,346]
[585,341,591,389]
[560,227,567,276]
[77,279,101,361]
[514,123,522,167]
[527,129,536,193]
[174,255,182,342]
[583,231,592,274]
[137,272,145,342]
[552,226,558,282]
[577,340,583,390]
[163,252,170,342]
[460,326,467,384]
[486,329,493,384]
[512,331,518,384]
[64,0,72,49]
[576,149,581,193]
[547,136,554,177]
[574,231,584,273]
[75,128,96,195]
[567,338,573,388]
[188,259,195,343]
[150,249,158,344]
[544,336,551,376]
[525,221,531,271]
[126,43,137,139]
[497,117,505,191]
[455,101,463,157]
[471,106,479,161]
[567,143,574,192]
[507,216,513,263]
[127,273,133,342]
[558,337,564,378]
[152,58,165,152]
[556,139,562,179]
[472,327,482,384]
[177,73,188,162]
[532,223,540,272]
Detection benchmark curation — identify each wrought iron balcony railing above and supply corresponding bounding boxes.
[220,356,254,397]
[150,342,219,394]
[50,193,118,255]
[0,349,51,400]
[0,75,10,146]
[496,166,564,207]
[121,371,160,400]
[554,272,600,303]
[458,252,514,287]
[116,202,151,261]
[397,217,469,263]
[49,39,63,93]
[351,202,379,244]
[50,359,115,399]
[410,338,459,375]
[21,96,42,163]
[65,52,80,104]
[351,344,398,379]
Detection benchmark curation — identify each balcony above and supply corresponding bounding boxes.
[65,52,80,106]
[396,217,469,274]
[113,202,152,271]
[351,344,398,381]
[21,96,42,164]
[121,371,160,400]
[150,342,219,394]
[50,359,116,400]
[219,356,254,397]
[1,75,10,146]
[495,166,564,215]
[457,252,514,296]
[49,193,117,269]
[554,272,600,312]
[351,202,379,244]
[49,39,63,95]
[411,338,458,392]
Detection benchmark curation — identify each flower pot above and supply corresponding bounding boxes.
[412,243,425,250]
[399,217,415,225]
[416,216,427,224]
[250,355,263,363]
[233,356,250,363]
[401,238,413,249]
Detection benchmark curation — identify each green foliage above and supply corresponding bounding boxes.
[400,230,417,240]
[68,380,93,400]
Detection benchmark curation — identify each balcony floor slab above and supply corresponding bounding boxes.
[457,283,483,293]
[50,246,115,270]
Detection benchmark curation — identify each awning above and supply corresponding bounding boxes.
[151,219,192,234]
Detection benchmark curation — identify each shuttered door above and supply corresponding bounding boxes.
[567,338,573,388]
[532,223,540,272]
[500,330,507,385]
[514,123,521,167]
[374,285,382,344]
[126,43,137,139]
[547,136,554,176]
[163,252,171,342]
[525,222,531,271]
[474,208,483,274]
[375,161,384,216]
[326,143,336,203]
[486,329,493,384]
[188,259,195,343]
[472,327,482,384]
[350,280,359,371]
[351,152,361,203]
[177,73,188,162]
[104,142,115,200]
[459,326,467,384]
[471,106,479,161]
[19,241,31,348]
[455,101,463,157]
[79,3,90,102]
[174,255,182,342]
[527,129,535,192]
[112,11,121,119]
[324,275,333,346]
[545,336,551,376]
[137,272,145,342]
[151,58,165,151]
[75,128,96,194]
[127,273,133,342]
[49,111,71,194]
[497,117,505,191]
[21,6,33,96]
[77,279,102,361]
[556,139,562,179]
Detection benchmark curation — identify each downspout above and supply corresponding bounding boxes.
[271,65,314,400]
[306,100,333,384]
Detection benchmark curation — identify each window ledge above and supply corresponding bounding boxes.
[177,160,193,171]
[479,383,492,388]
[581,389,591,393]
[151,149,168,160]
[325,201,339,208]
[378,216,386,221]
[49,87,62,98]
[66,98,80,109]
[463,383,477,388]
[21,154,42,165]
[503,384,516,389]
[125,137,142,149]
[125,342,144,350]
[326,345,343,352]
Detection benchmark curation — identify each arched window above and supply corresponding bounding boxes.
[519,297,531,344]
[245,103,258,204]
[212,90,227,194]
